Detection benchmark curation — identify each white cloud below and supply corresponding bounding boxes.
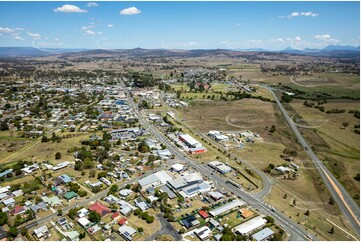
[301,12,319,17]
[315,34,331,40]
[107,24,114,28]
[120,7,141,15]
[81,25,94,30]
[14,28,24,31]
[97,32,103,35]
[314,34,339,44]
[0,27,14,33]
[85,30,96,35]
[248,39,263,44]
[14,35,24,41]
[27,32,41,39]
[87,2,98,7]
[54,5,87,13]
[280,11,319,19]
[185,41,199,46]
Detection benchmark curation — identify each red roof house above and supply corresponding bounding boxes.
[12,205,26,216]
[199,210,209,219]
[118,218,128,225]
[111,212,121,220]
[89,202,111,217]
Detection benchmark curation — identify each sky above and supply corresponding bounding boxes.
[0,1,359,50]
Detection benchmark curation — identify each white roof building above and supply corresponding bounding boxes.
[78,217,91,228]
[171,163,184,172]
[209,199,246,217]
[33,225,49,239]
[194,226,212,241]
[208,161,232,174]
[78,208,89,218]
[233,216,267,235]
[138,171,173,189]
[252,227,275,241]
[179,134,202,148]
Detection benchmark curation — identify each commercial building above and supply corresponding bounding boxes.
[179,134,202,148]
[138,171,173,189]
[209,199,246,217]
[233,216,267,235]
[208,161,232,174]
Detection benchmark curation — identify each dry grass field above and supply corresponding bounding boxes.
[180,99,277,137]
[0,132,91,164]
[289,100,360,202]
[177,97,356,240]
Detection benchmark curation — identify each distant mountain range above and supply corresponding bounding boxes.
[279,45,360,56]
[0,45,359,58]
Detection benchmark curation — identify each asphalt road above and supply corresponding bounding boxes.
[145,214,183,241]
[159,91,274,200]
[264,85,360,238]
[126,90,316,241]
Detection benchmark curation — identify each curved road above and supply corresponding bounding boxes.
[127,88,316,241]
[145,214,182,241]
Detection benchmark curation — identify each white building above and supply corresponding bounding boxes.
[138,171,173,189]
[233,216,267,235]
[208,161,232,174]
[209,199,246,217]
[179,134,202,148]
[194,226,212,241]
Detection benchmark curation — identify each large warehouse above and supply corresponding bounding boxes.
[179,134,202,148]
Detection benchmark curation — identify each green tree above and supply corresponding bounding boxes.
[0,212,8,226]
[88,211,101,223]
[97,171,107,179]
[109,184,119,194]
[20,228,28,236]
[83,158,95,169]
[146,216,154,223]
[270,125,277,133]
[57,209,62,216]
[55,152,62,160]
[8,227,18,238]
[134,208,141,216]
[68,208,77,219]
[265,216,275,225]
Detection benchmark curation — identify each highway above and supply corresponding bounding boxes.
[263,85,360,238]
[126,88,315,241]
[159,91,274,200]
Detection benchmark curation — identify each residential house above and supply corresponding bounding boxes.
[33,225,49,240]
[251,227,275,241]
[118,225,137,241]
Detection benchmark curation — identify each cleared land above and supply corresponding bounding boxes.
[289,99,360,202]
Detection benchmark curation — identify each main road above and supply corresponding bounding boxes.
[126,88,315,241]
[263,85,360,238]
